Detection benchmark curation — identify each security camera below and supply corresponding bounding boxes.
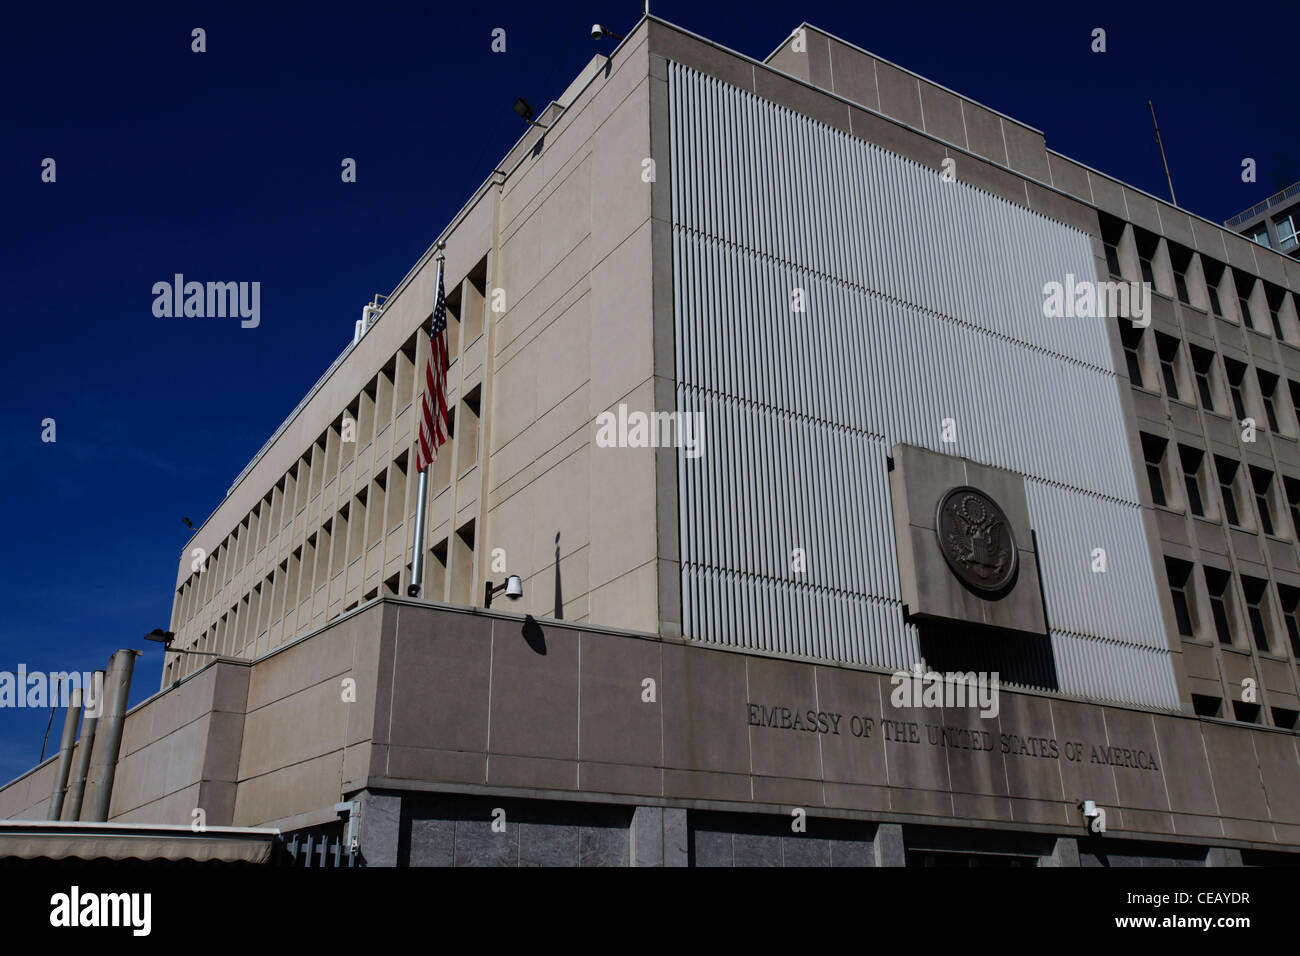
[485,575,525,608]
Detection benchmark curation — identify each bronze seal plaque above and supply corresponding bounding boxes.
[935,486,1018,596]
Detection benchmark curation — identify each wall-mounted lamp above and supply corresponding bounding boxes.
[145,628,220,658]
[512,98,549,129]
[485,575,524,609]
[590,23,624,41]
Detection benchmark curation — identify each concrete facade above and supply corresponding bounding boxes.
[5,16,1300,865]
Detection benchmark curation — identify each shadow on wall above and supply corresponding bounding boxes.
[522,615,547,656]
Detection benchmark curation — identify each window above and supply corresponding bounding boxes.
[1241,577,1272,652]
[1233,701,1261,724]
[1120,323,1145,387]
[1155,333,1182,400]
[1165,558,1194,638]
[1179,446,1206,517]
[1204,567,1234,645]
[1251,466,1277,535]
[1235,272,1257,329]
[1202,259,1226,317]
[1142,433,1170,506]
[1286,477,1300,539]
[1192,694,1222,718]
[1138,247,1156,286]
[1246,224,1270,248]
[1276,213,1298,253]
[1258,371,1283,433]
[1191,346,1216,410]
[1224,358,1248,420]
[1104,240,1122,278]
[1170,248,1192,305]
[1274,708,1299,730]
[1279,585,1300,657]
[1290,381,1300,434]
[1239,294,1255,329]
[1216,457,1241,526]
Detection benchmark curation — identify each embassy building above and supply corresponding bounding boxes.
[3,15,1300,867]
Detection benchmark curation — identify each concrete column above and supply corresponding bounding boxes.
[1042,837,1080,867]
[1206,847,1243,867]
[630,806,689,867]
[356,790,402,867]
[874,823,906,867]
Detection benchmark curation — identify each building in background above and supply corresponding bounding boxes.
[1227,182,1300,259]
[3,15,1300,867]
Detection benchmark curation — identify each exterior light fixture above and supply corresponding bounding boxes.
[485,575,524,608]
[145,628,220,658]
[512,98,549,129]
[591,24,624,41]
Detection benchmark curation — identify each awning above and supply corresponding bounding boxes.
[0,820,280,863]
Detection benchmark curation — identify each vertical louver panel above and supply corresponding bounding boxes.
[668,62,1178,708]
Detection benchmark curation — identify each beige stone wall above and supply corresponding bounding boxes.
[164,24,661,690]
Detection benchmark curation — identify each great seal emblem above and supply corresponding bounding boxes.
[935,486,1017,595]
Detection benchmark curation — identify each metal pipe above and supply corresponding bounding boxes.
[407,469,429,597]
[84,650,137,822]
[64,671,103,821]
[46,687,82,820]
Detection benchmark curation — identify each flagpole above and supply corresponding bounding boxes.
[407,248,446,598]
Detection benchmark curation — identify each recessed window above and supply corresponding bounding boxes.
[1156,333,1183,400]
[1216,456,1242,526]
[1192,694,1222,718]
[1179,445,1206,517]
[1142,433,1170,507]
[1241,576,1272,652]
[1224,358,1248,421]
[1235,272,1258,329]
[1279,585,1300,657]
[1120,323,1146,387]
[1204,567,1234,645]
[1273,708,1299,730]
[1191,346,1216,411]
[1233,701,1261,724]
[1251,466,1276,535]
[1137,233,1158,288]
[1104,240,1122,278]
[1285,478,1300,539]
[1259,370,1282,433]
[1202,259,1225,316]
[1170,247,1192,305]
[1165,558,1194,638]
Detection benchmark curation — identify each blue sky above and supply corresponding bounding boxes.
[0,0,1294,783]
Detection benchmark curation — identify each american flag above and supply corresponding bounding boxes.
[416,264,450,474]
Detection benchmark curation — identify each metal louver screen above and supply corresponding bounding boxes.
[668,61,1180,709]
